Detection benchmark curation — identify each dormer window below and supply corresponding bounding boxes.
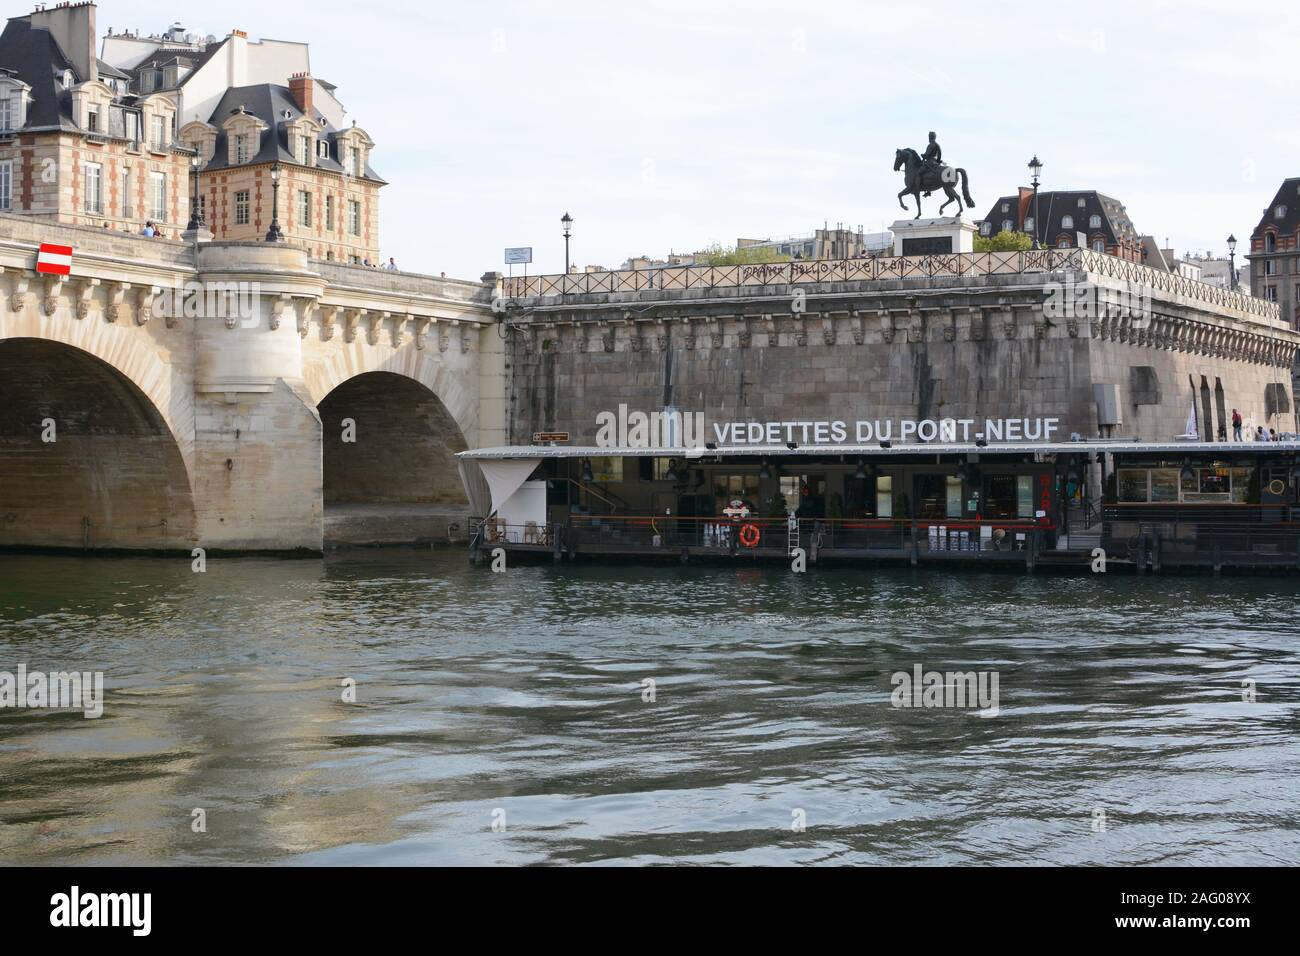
[1089,214,1102,229]
[236,133,250,163]
[1276,205,1287,219]
[299,134,311,165]
[1000,202,1009,213]
[0,78,30,132]
[63,70,74,88]
[1077,198,1086,208]
[351,146,362,177]
[1024,216,1035,231]
[317,139,328,159]
[1001,219,1012,232]
[1267,233,1277,253]
[1061,215,1073,230]
[979,222,991,236]
[86,108,99,133]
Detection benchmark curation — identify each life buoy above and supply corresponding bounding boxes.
[739,523,761,548]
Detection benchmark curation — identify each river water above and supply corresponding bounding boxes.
[0,549,1297,866]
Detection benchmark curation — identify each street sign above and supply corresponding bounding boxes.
[36,242,73,275]
[532,431,569,443]
[504,247,533,265]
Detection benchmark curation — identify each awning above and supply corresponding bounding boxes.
[477,457,542,517]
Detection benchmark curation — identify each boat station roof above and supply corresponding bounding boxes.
[459,440,1300,460]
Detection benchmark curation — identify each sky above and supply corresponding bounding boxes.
[99,0,1300,278]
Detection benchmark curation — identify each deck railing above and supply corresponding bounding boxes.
[501,248,1280,322]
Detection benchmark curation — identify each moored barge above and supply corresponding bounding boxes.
[458,440,1300,573]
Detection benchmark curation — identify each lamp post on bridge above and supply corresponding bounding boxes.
[187,154,205,231]
[561,211,573,274]
[1027,155,1043,250]
[1227,233,1238,291]
[265,162,284,242]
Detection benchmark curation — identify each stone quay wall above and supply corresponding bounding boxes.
[504,250,1300,446]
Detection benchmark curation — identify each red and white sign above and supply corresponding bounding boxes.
[36,243,73,276]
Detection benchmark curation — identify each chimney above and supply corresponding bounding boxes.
[30,1,96,85]
[288,72,313,117]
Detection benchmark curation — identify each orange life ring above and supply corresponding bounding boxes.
[738,523,761,548]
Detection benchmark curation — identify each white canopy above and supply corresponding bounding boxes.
[477,457,542,517]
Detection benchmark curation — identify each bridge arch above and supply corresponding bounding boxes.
[0,336,196,550]
[303,345,477,445]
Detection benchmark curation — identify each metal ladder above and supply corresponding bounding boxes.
[787,515,800,554]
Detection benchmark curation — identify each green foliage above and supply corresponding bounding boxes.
[973,230,1034,252]
[699,244,791,266]
[766,492,790,517]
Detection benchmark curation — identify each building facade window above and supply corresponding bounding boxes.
[1062,215,1073,230]
[0,159,11,211]
[0,94,12,131]
[351,147,361,177]
[1266,233,1277,252]
[83,162,103,213]
[324,194,334,230]
[120,168,130,217]
[150,114,166,150]
[1093,239,1105,253]
[1266,259,1278,276]
[235,134,250,164]
[1277,205,1288,219]
[298,189,311,227]
[347,199,361,235]
[1266,286,1278,302]
[1024,216,1034,231]
[299,134,310,165]
[978,222,990,236]
[234,189,250,225]
[1089,214,1102,229]
[86,108,99,132]
[1057,237,1071,249]
[1001,218,1012,232]
[148,171,166,221]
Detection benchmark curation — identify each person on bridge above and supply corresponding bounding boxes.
[1231,408,1243,441]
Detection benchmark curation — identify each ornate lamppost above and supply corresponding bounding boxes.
[1027,155,1043,250]
[1227,234,1238,291]
[561,211,573,274]
[265,162,284,242]
[187,154,205,230]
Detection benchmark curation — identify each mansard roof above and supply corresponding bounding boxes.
[200,82,385,184]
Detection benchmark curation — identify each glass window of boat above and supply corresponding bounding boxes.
[713,474,759,513]
[588,456,623,483]
[876,474,893,517]
[1150,469,1180,501]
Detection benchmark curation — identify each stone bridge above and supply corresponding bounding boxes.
[0,214,504,553]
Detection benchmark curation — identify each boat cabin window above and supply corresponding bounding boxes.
[1118,466,1252,503]
[713,474,760,514]
[916,474,963,518]
[587,456,623,483]
[876,474,893,517]
[984,475,1034,519]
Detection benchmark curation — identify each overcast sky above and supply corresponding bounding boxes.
[104,0,1294,278]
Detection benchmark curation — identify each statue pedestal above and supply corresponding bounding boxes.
[890,217,977,256]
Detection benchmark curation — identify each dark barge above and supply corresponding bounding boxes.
[458,441,1300,573]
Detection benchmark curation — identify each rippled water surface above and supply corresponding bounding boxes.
[1,550,1297,865]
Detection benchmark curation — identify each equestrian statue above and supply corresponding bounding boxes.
[894,132,974,219]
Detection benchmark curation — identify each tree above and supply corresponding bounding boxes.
[698,243,790,266]
[973,231,1034,252]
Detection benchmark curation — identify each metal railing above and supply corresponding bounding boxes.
[501,247,1281,321]
[1102,504,1300,566]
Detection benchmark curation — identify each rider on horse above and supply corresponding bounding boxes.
[921,132,943,196]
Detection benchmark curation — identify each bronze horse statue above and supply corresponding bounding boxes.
[894,147,974,219]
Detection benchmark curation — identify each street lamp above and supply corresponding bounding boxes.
[561,212,573,273]
[1027,155,1043,250]
[186,154,205,230]
[265,162,284,242]
[1227,233,1238,291]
